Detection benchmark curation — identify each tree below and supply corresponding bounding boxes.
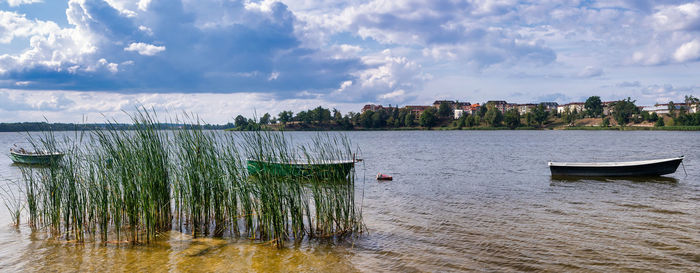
[457,115,467,128]
[504,109,521,129]
[278,111,293,124]
[469,115,481,127]
[668,101,675,116]
[612,98,638,127]
[584,96,603,117]
[259,113,271,125]
[359,110,374,128]
[295,111,311,124]
[234,115,248,129]
[371,111,385,128]
[397,109,408,124]
[339,115,354,130]
[684,95,699,108]
[484,107,503,127]
[347,111,360,125]
[562,108,577,126]
[601,117,610,127]
[655,118,665,127]
[478,105,488,117]
[531,103,549,127]
[525,112,534,126]
[438,101,452,118]
[649,112,659,122]
[404,112,415,127]
[419,107,438,128]
[392,116,401,127]
[310,106,331,123]
[332,108,342,122]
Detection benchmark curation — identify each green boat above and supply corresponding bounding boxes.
[247,159,356,179]
[9,149,64,165]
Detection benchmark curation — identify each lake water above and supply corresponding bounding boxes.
[0,130,698,272]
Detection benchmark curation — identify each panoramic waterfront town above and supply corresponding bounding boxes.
[2,1,700,272]
[222,95,700,131]
[361,99,700,118]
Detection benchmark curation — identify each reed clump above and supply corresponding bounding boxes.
[9,109,363,247]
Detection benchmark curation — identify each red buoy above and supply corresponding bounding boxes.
[376,173,393,181]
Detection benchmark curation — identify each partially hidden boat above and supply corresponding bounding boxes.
[548,156,684,177]
[247,159,357,179]
[9,147,64,165]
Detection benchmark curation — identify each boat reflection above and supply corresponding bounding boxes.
[550,175,679,184]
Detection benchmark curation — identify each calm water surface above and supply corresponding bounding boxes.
[0,131,698,272]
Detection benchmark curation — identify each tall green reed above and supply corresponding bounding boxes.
[7,109,363,247]
[0,178,23,227]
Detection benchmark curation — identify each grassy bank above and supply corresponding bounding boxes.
[562,126,700,131]
[252,124,700,131]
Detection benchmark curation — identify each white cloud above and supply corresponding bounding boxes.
[636,83,699,104]
[0,89,74,112]
[96,58,119,73]
[0,89,367,123]
[673,39,700,63]
[331,49,427,102]
[1,0,699,112]
[138,25,153,35]
[123,42,165,56]
[138,0,151,11]
[0,10,61,43]
[652,3,700,31]
[0,7,97,73]
[267,71,279,81]
[628,3,700,65]
[577,66,603,78]
[378,89,405,100]
[5,0,42,7]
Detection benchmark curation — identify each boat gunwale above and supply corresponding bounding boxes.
[10,150,64,157]
[548,156,683,168]
[246,159,357,165]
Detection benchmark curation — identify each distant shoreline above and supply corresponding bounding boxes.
[226,125,700,132]
[3,122,699,132]
[0,122,234,132]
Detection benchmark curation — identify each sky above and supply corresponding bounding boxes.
[0,0,699,123]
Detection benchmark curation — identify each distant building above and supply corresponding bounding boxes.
[461,103,480,115]
[486,101,509,113]
[557,102,585,114]
[361,104,382,113]
[602,101,618,115]
[433,100,470,109]
[404,105,430,116]
[454,109,464,119]
[642,103,682,115]
[361,104,397,113]
[516,104,537,115]
[540,102,559,112]
[433,100,453,108]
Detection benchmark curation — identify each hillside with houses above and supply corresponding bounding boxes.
[230,95,700,131]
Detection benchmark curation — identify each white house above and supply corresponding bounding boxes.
[557,102,585,114]
[516,104,536,115]
[454,109,464,119]
[642,105,669,115]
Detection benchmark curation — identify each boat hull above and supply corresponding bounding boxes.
[10,152,64,165]
[549,157,683,177]
[247,160,355,179]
